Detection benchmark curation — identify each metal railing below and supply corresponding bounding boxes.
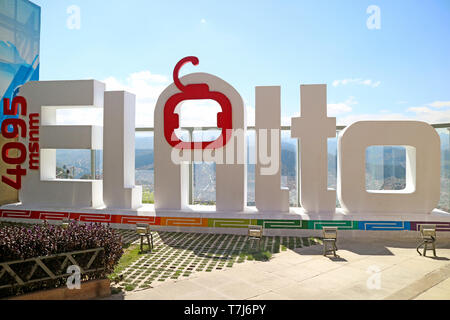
[135,123,449,132]
[133,123,450,208]
[0,247,105,289]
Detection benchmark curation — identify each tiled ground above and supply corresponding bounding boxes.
[108,237,450,300]
[113,230,322,292]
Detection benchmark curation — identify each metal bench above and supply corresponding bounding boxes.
[136,223,154,252]
[322,227,338,257]
[61,218,70,229]
[247,225,263,250]
[416,224,436,257]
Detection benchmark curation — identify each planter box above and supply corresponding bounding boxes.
[7,278,111,300]
[0,247,105,291]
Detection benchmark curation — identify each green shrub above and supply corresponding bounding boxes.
[0,221,123,298]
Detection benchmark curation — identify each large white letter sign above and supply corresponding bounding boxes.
[19,80,104,208]
[255,86,289,212]
[154,57,246,211]
[103,91,142,209]
[291,85,336,213]
[338,121,441,214]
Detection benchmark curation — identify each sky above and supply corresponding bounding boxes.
[31,0,450,127]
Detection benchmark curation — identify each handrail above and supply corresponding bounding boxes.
[135,123,450,132]
[134,122,450,208]
[0,247,105,289]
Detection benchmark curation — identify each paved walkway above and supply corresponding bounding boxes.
[108,238,450,300]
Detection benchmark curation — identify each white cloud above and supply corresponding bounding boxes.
[407,106,450,123]
[329,97,412,125]
[175,99,221,128]
[332,78,381,88]
[337,103,450,126]
[103,71,170,127]
[200,18,207,24]
[327,96,357,116]
[408,106,430,113]
[280,96,356,125]
[330,98,450,125]
[56,108,103,126]
[57,70,257,129]
[103,71,258,128]
[337,112,408,126]
[55,71,169,127]
[282,111,410,127]
[328,103,352,115]
[428,101,450,108]
[403,100,450,123]
[56,71,450,130]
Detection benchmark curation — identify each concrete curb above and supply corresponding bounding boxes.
[6,278,111,300]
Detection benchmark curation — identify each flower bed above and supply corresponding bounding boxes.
[0,221,123,298]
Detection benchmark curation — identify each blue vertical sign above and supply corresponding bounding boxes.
[0,0,40,124]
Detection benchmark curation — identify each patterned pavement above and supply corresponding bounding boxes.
[113,230,322,292]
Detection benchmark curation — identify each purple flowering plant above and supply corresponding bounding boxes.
[0,221,123,297]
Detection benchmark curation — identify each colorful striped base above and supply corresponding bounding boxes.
[1,208,450,232]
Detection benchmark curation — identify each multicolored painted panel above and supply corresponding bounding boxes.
[308,220,358,230]
[1,209,450,232]
[358,221,411,231]
[208,218,258,228]
[257,219,307,229]
[117,216,159,225]
[409,221,450,232]
[160,217,208,227]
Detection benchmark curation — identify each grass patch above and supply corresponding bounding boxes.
[109,244,143,281]
[244,250,272,262]
[124,284,136,291]
[108,230,321,292]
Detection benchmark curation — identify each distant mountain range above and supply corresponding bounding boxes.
[55,132,449,181]
[52,132,449,211]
